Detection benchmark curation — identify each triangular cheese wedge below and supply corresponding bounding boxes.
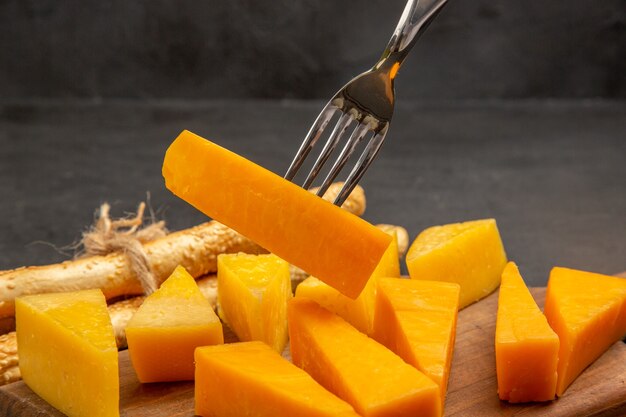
[195,341,360,417]
[126,265,223,382]
[217,253,292,352]
[405,218,507,308]
[544,267,626,396]
[16,289,119,417]
[288,297,441,417]
[373,278,459,412]
[495,262,559,402]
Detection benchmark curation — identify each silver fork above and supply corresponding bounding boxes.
[285,0,448,206]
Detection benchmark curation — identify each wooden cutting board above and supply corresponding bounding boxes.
[1,286,626,416]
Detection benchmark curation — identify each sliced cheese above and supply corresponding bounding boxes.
[495,262,559,402]
[195,341,360,417]
[544,267,626,396]
[373,277,459,412]
[218,253,292,352]
[162,130,392,299]
[16,289,118,417]
[125,265,223,382]
[288,298,441,417]
[406,218,507,308]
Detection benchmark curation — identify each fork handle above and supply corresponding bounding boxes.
[377,0,448,71]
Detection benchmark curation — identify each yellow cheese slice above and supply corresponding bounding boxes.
[218,253,292,352]
[406,218,507,308]
[16,289,118,417]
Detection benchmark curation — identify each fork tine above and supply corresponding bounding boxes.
[302,112,353,190]
[333,130,387,206]
[315,123,370,198]
[285,104,337,181]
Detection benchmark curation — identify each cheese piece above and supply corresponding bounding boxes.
[125,265,223,382]
[544,267,626,396]
[162,130,392,299]
[406,218,507,308]
[288,298,441,417]
[195,341,360,417]
[16,289,118,417]
[218,253,292,352]
[372,278,459,411]
[495,262,559,402]
[296,231,400,334]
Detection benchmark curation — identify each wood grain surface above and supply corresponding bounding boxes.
[1,285,625,417]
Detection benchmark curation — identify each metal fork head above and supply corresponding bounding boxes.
[285,0,448,206]
[284,64,394,206]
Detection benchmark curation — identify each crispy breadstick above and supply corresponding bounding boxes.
[0,332,18,386]
[0,183,365,322]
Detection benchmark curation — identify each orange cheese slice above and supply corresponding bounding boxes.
[16,289,118,417]
[495,262,559,402]
[544,267,626,396]
[288,297,441,417]
[296,231,400,334]
[126,265,223,382]
[162,130,391,299]
[194,341,360,417]
[372,277,459,412]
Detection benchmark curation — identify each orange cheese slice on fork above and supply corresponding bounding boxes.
[162,130,391,299]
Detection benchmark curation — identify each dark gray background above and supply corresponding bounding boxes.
[0,1,625,286]
[1,0,625,100]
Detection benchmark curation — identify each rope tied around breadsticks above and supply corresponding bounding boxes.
[78,202,167,295]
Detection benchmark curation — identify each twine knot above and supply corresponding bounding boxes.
[79,202,167,295]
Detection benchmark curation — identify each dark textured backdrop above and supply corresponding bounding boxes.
[1,0,625,100]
